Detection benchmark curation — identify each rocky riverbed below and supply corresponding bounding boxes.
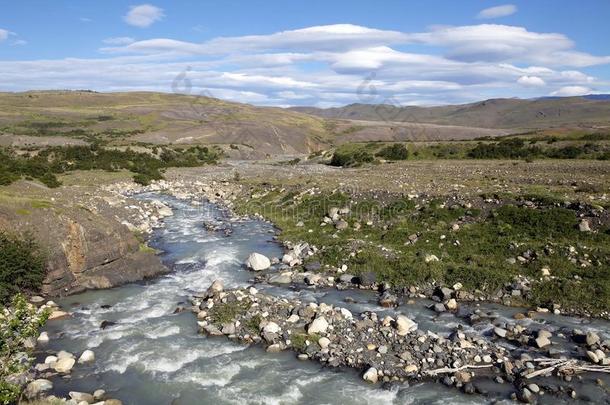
[192,281,610,403]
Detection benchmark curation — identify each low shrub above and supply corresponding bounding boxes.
[0,232,46,304]
[375,144,409,160]
[329,150,374,167]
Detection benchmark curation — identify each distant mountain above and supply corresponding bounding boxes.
[583,94,610,100]
[290,96,610,129]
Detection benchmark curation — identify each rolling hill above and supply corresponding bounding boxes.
[291,96,610,130]
[0,91,330,158]
[2,91,609,159]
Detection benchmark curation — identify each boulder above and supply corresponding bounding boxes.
[404,364,418,374]
[24,379,53,399]
[395,315,418,335]
[37,332,49,344]
[282,253,295,264]
[78,349,95,364]
[493,327,507,338]
[69,391,95,403]
[446,299,458,310]
[48,310,70,321]
[53,357,76,373]
[57,350,74,359]
[307,317,329,334]
[245,252,271,271]
[335,220,348,230]
[378,291,398,307]
[362,367,378,383]
[263,322,281,334]
[578,219,592,232]
[535,336,551,348]
[269,272,293,284]
[586,331,600,346]
[207,279,224,296]
[318,337,331,349]
[93,389,106,400]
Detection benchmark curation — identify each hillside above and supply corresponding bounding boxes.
[4,91,609,159]
[291,96,610,130]
[0,91,330,158]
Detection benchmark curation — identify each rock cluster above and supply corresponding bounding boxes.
[191,283,520,389]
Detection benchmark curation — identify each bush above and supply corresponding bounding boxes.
[0,232,46,304]
[0,381,20,405]
[468,139,542,159]
[39,172,61,188]
[376,144,408,160]
[329,150,374,167]
[0,294,50,404]
[0,144,221,188]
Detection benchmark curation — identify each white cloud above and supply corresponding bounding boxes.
[2,23,610,106]
[11,39,27,46]
[517,75,545,87]
[550,86,592,97]
[407,24,610,67]
[124,4,164,28]
[477,5,517,19]
[106,24,408,54]
[103,37,136,45]
[0,29,9,42]
[80,17,92,23]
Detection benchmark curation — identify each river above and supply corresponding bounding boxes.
[40,194,609,404]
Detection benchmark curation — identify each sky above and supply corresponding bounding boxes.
[1,0,610,107]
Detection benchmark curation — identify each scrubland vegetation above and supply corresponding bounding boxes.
[329,136,610,167]
[0,144,221,188]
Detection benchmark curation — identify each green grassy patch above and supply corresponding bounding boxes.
[209,300,251,325]
[236,187,610,315]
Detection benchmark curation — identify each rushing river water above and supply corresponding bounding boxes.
[41,194,609,405]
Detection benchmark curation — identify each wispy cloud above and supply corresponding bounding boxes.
[477,4,517,19]
[0,29,9,42]
[124,4,164,28]
[103,37,136,45]
[551,85,592,97]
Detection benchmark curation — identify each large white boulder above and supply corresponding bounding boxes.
[53,357,75,373]
[245,252,271,271]
[78,349,95,364]
[362,367,379,383]
[307,317,329,334]
[395,315,418,336]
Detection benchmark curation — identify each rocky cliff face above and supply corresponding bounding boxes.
[0,181,169,297]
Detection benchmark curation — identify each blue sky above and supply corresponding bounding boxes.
[1,0,610,107]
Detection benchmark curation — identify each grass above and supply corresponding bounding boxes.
[236,188,610,316]
[291,333,321,352]
[209,300,251,325]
